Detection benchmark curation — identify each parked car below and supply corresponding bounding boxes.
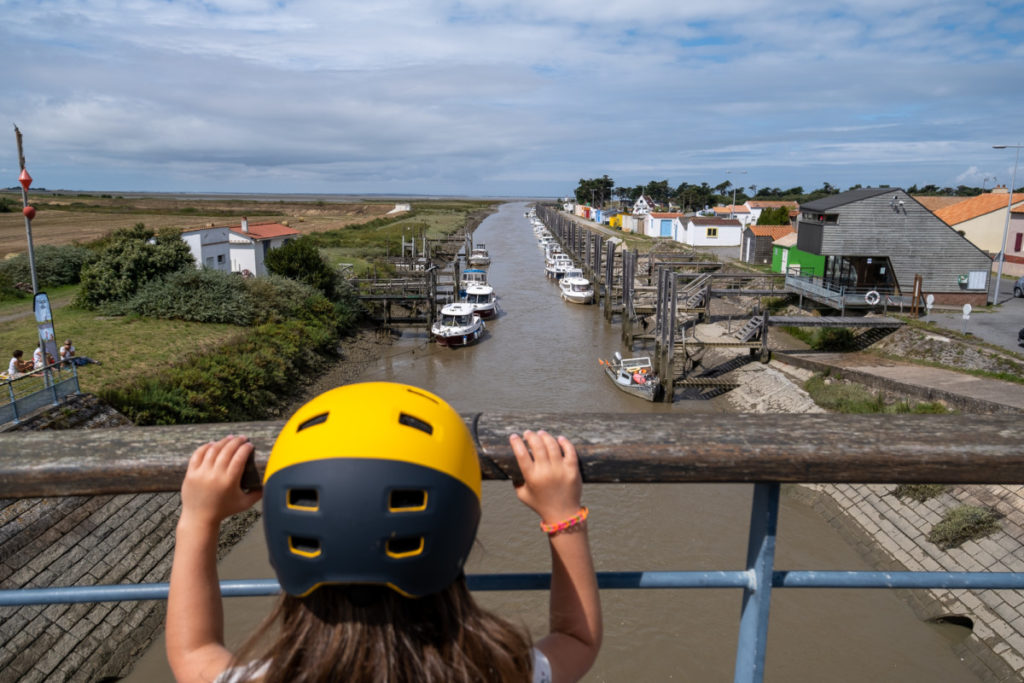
[1019,327,1024,346]
[1015,275,1024,298]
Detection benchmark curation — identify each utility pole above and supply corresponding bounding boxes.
[14,125,39,293]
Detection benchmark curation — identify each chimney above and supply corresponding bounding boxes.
[241,216,249,233]
[992,185,1009,194]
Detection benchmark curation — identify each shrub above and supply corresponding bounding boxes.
[76,223,194,308]
[893,484,948,503]
[927,505,1001,549]
[265,236,339,298]
[0,244,94,288]
[100,318,339,425]
[813,327,857,351]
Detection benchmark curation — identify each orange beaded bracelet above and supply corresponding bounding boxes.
[540,506,589,535]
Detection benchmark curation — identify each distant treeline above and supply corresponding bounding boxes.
[573,176,1019,211]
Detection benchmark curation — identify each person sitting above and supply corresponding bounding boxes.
[60,339,101,367]
[32,345,56,370]
[7,350,32,377]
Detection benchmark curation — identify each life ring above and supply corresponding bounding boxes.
[864,290,880,305]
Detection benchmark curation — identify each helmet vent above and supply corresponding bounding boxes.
[389,489,427,511]
[287,488,319,510]
[289,535,321,558]
[296,412,329,432]
[398,413,433,435]
[386,536,425,558]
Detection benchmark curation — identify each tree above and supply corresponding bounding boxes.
[265,236,339,298]
[756,206,792,225]
[76,223,194,308]
[644,180,672,204]
[573,175,615,207]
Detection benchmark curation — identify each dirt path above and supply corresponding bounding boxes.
[0,292,75,324]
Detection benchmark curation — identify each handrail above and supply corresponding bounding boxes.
[4,412,1023,683]
[0,413,1020,497]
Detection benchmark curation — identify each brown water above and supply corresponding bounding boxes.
[127,202,979,681]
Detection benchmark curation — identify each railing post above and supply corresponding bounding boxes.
[734,482,780,683]
[6,380,18,423]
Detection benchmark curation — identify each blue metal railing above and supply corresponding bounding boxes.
[2,414,1021,683]
[0,361,80,425]
[4,482,1024,683]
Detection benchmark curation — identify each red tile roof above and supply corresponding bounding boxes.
[773,232,798,247]
[650,212,685,218]
[933,193,1024,225]
[713,205,749,214]
[691,217,741,227]
[230,222,300,240]
[747,224,795,239]
[912,196,965,212]
[747,200,799,209]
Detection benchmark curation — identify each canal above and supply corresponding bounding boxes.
[127,201,978,681]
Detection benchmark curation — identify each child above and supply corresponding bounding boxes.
[166,382,602,683]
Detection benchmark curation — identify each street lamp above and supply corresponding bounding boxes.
[992,144,1021,305]
[727,170,747,261]
[726,170,747,217]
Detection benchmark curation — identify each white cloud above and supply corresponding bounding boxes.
[1,0,1022,194]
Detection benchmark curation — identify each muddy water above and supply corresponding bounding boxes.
[127,202,978,681]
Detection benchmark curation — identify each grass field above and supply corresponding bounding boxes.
[0,193,406,256]
[0,288,242,396]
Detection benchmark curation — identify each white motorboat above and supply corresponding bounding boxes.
[560,269,594,304]
[599,352,661,401]
[545,253,574,278]
[432,302,485,348]
[462,284,497,319]
[459,268,487,296]
[468,244,491,266]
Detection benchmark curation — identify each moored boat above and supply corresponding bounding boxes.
[459,268,487,296]
[468,244,491,266]
[431,303,485,347]
[462,284,497,319]
[545,253,574,278]
[560,270,594,304]
[599,352,661,401]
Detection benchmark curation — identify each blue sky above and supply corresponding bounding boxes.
[2,0,1023,197]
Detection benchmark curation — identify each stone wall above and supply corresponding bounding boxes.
[789,482,1024,682]
[0,395,258,682]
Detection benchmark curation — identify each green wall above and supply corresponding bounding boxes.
[772,245,825,277]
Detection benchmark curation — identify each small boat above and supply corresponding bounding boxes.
[560,270,594,304]
[462,284,497,319]
[432,303,485,347]
[545,253,574,279]
[459,268,487,296]
[468,244,491,266]
[599,352,661,401]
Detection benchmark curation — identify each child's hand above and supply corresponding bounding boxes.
[509,430,582,525]
[180,435,262,528]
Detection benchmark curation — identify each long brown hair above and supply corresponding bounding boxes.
[230,577,533,682]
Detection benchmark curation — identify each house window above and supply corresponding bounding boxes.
[706,227,718,238]
[1015,233,1023,252]
[217,254,225,264]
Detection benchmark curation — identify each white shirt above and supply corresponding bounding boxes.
[32,347,43,369]
[7,357,19,375]
[216,648,552,682]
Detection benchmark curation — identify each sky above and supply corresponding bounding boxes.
[2,0,1023,198]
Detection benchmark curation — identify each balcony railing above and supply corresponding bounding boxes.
[0,413,1020,683]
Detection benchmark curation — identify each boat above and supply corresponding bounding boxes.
[459,268,487,296]
[462,284,497,319]
[559,269,594,304]
[431,303,485,347]
[468,244,491,266]
[599,352,661,401]
[545,253,574,279]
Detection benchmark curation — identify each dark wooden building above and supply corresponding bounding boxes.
[795,187,992,306]
[742,224,794,265]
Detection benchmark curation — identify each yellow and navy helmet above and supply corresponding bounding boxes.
[262,382,481,598]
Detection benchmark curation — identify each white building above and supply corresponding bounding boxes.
[632,195,657,216]
[679,217,742,246]
[181,217,301,277]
